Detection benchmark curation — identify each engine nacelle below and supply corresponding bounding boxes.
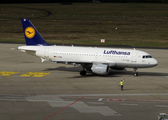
[91,64,109,75]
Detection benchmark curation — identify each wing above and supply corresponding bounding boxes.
[51,60,116,67]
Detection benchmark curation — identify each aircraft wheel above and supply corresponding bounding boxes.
[134,72,138,76]
[80,70,86,76]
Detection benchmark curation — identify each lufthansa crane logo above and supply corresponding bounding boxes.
[25,27,35,39]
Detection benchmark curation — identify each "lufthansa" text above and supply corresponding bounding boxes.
[104,50,130,55]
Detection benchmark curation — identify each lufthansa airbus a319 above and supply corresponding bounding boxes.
[18,18,158,76]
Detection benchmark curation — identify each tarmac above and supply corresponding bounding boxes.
[0,43,168,120]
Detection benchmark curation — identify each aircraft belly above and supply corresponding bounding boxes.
[117,63,155,68]
[116,63,127,67]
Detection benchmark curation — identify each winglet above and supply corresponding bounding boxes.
[21,18,50,46]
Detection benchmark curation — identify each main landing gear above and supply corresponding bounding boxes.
[133,68,138,76]
[80,70,86,76]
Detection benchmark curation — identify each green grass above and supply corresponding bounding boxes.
[0,3,168,47]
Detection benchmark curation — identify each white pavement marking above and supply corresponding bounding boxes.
[155,105,168,107]
[108,99,124,101]
[98,98,103,101]
[25,97,121,116]
[10,48,15,50]
[37,82,42,86]
[0,98,26,101]
[70,102,121,116]
[48,93,168,97]
[121,104,138,106]
[87,102,104,104]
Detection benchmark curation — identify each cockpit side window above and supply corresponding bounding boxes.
[142,55,152,59]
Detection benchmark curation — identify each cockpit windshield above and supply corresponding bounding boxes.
[142,55,152,58]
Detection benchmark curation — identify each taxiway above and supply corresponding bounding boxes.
[0,44,167,120]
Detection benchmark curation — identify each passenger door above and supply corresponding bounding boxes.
[131,51,137,62]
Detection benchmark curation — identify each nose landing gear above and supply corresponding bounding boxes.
[133,68,138,76]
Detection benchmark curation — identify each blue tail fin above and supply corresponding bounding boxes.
[21,18,50,46]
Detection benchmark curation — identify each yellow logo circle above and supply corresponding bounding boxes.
[25,27,35,39]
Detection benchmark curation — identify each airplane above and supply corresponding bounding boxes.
[18,18,158,76]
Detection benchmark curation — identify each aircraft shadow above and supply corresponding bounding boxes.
[110,71,168,77]
[44,66,168,77]
[44,66,120,77]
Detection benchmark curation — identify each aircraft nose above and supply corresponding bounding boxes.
[152,58,158,66]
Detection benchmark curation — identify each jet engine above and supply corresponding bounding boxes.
[91,63,109,75]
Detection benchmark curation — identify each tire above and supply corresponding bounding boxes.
[134,73,138,76]
[80,70,86,76]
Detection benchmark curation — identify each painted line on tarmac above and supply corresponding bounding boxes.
[121,104,138,106]
[108,99,124,101]
[44,93,168,97]
[0,93,168,102]
[0,71,19,76]
[43,97,84,120]
[37,82,42,86]
[0,71,48,82]
[0,71,20,82]
[155,105,168,107]
[87,102,104,104]
[98,98,103,101]
[35,94,168,102]
[20,72,50,77]
[0,71,50,79]
[0,98,26,101]
[155,93,161,100]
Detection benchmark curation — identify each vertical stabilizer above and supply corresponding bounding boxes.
[21,18,50,46]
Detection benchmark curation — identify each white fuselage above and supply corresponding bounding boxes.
[18,45,158,68]
[19,18,158,76]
